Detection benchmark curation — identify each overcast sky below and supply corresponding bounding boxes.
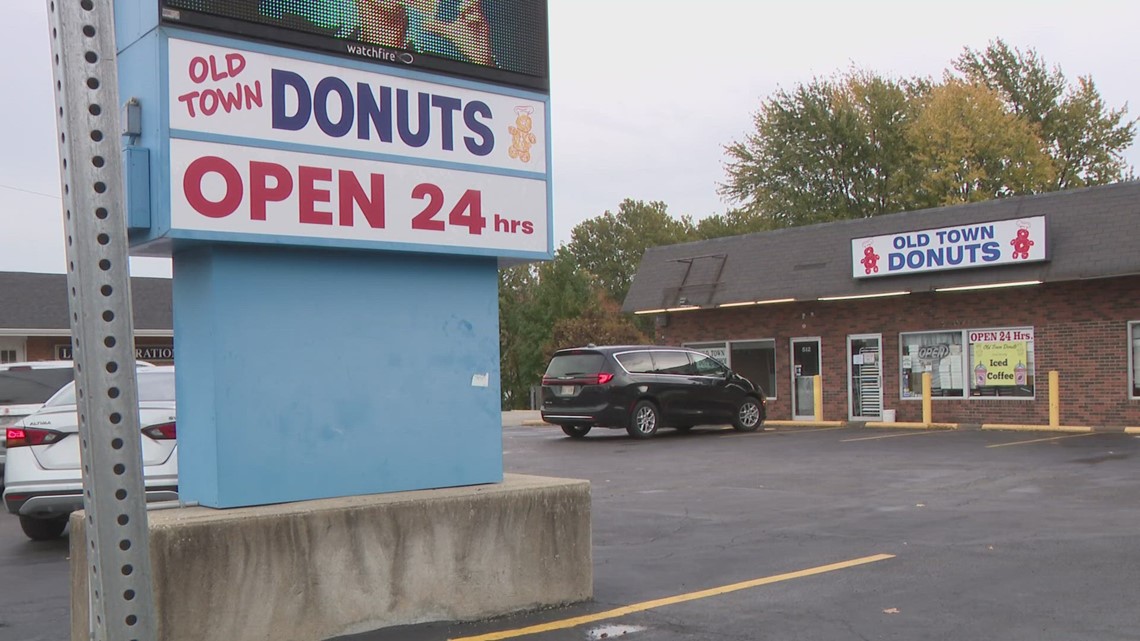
[1,1,1137,278]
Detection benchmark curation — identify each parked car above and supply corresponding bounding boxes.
[0,361,77,482]
[3,366,178,541]
[540,345,766,439]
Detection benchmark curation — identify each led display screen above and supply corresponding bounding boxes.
[160,0,549,91]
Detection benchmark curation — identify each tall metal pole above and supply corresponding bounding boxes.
[44,0,157,639]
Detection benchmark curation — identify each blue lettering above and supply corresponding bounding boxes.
[356,83,393,143]
[925,248,944,267]
[313,77,353,138]
[981,241,1001,262]
[961,227,978,242]
[946,246,964,265]
[463,101,494,156]
[396,89,431,148]
[946,229,961,243]
[981,225,994,240]
[271,69,310,131]
[888,253,905,271]
[432,95,462,151]
[907,250,924,269]
[965,243,980,262]
[892,236,906,250]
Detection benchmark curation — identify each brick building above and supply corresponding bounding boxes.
[623,183,1140,428]
[0,272,173,364]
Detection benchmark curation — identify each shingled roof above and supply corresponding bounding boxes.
[0,272,172,331]
[623,182,1140,313]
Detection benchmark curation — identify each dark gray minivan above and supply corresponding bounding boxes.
[540,345,766,439]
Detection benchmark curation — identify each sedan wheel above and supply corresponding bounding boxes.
[627,400,660,439]
[733,398,763,432]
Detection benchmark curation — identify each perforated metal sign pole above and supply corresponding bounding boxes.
[45,0,157,640]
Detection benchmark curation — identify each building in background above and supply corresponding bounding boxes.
[624,182,1140,427]
[0,272,172,364]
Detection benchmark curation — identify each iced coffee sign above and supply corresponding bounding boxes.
[165,38,549,257]
[851,216,1047,279]
[970,329,1033,387]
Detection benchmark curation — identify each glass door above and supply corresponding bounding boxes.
[791,338,821,420]
[848,334,882,420]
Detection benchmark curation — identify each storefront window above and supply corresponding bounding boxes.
[729,340,777,399]
[968,327,1035,398]
[686,340,777,398]
[900,331,965,399]
[1130,322,1140,399]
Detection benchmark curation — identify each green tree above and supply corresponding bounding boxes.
[564,199,696,304]
[720,71,924,227]
[954,39,1136,189]
[547,290,648,357]
[908,80,1055,205]
[498,248,593,409]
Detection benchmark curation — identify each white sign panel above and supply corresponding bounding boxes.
[170,139,547,253]
[851,216,1047,278]
[168,38,547,174]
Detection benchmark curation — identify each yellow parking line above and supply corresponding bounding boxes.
[842,430,951,442]
[449,554,895,641]
[986,432,1098,449]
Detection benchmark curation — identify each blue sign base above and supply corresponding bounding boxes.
[171,245,503,508]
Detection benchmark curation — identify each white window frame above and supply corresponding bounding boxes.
[966,326,1036,401]
[1129,321,1140,400]
[898,330,967,401]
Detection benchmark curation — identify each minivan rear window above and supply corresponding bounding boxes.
[545,353,605,378]
[0,367,76,406]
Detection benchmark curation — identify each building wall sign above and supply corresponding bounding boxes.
[851,216,1047,279]
[57,345,175,361]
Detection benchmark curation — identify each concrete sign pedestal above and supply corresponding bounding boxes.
[72,474,592,641]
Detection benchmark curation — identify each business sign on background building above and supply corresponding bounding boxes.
[163,37,550,256]
[851,216,1047,279]
[160,0,550,91]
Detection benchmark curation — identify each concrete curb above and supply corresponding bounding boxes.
[521,420,549,426]
[864,422,958,430]
[763,420,845,428]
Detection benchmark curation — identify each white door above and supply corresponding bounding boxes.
[791,338,821,420]
[847,334,883,420]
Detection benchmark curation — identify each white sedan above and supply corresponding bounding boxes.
[2,366,178,540]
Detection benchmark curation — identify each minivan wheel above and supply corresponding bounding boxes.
[627,400,660,439]
[733,397,763,432]
[19,515,68,541]
[561,424,592,438]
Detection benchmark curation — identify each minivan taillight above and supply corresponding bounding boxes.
[142,422,176,440]
[5,427,65,448]
[542,373,614,386]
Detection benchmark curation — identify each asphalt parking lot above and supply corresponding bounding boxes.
[2,421,1138,641]
[344,421,1140,641]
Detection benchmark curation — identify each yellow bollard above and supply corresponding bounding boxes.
[813,374,823,422]
[922,372,932,425]
[1049,371,1060,427]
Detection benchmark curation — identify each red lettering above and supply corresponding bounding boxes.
[244,81,263,109]
[177,91,199,117]
[183,156,242,218]
[219,85,244,113]
[298,166,333,225]
[521,221,534,235]
[338,171,385,228]
[225,53,246,78]
[200,89,219,116]
[209,54,230,82]
[248,161,293,221]
[188,56,209,84]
